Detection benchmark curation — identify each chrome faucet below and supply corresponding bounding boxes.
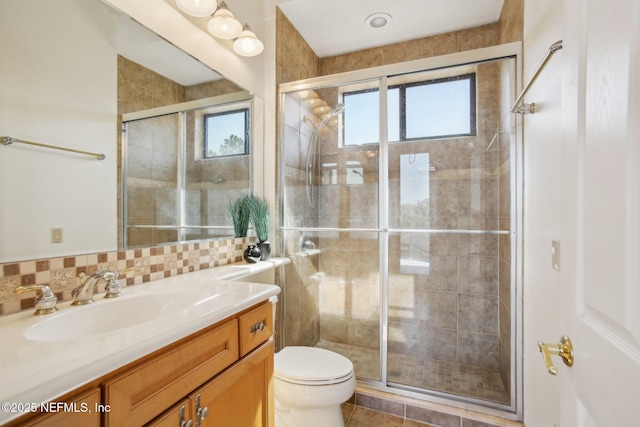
[14,284,58,315]
[72,268,132,305]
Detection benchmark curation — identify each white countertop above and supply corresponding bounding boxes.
[0,258,287,424]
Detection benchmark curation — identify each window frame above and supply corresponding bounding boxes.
[203,107,250,159]
[341,72,476,145]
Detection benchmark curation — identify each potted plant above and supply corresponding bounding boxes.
[247,195,271,260]
[227,195,251,238]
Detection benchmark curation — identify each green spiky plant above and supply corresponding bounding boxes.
[227,195,251,238]
[247,195,270,243]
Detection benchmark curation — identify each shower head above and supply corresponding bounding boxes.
[317,103,345,129]
[305,103,345,207]
[330,103,345,116]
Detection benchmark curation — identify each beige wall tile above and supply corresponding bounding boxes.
[498,0,524,44]
[418,33,458,59]
[456,24,499,52]
[383,39,420,65]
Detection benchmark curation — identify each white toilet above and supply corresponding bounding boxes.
[274,346,356,427]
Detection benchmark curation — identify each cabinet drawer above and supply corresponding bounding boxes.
[104,319,239,426]
[238,302,273,357]
[19,388,101,427]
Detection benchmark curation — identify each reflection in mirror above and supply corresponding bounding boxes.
[122,94,252,249]
[0,0,252,262]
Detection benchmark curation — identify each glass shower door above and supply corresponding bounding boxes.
[279,51,519,411]
[280,80,383,381]
[385,59,515,405]
[124,113,181,248]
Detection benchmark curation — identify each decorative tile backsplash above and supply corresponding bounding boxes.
[0,237,255,316]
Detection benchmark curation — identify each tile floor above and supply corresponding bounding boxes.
[342,403,436,427]
[318,341,509,405]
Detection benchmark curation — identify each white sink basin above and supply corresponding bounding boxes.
[24,293,197,342]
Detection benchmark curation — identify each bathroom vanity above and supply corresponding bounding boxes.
[0,262,284,427]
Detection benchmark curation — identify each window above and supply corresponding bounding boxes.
[343,73,476,145]
[203,108,250,158]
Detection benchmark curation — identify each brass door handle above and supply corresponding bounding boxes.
[537,335,574,375]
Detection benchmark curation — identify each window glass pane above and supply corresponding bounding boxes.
[400,153,431,228]
[204,109,248,158]
[406,78,471,138]
[387,88,400,142]
[344,90,379,145]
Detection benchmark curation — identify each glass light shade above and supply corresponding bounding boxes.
[207,5,242,39]
[176,0,217,17]
[297,90,319,99]
[304,98,327,108]
[313,106,332,115]
[233,26,264,57]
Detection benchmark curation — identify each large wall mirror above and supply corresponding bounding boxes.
[122,92,253,248]
[0,0,259,262]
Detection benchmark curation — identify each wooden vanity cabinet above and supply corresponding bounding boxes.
[4,298,276,427]
[104,300,275,427]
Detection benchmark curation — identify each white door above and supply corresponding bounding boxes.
[557,0,640,424]
[526,0,640,425]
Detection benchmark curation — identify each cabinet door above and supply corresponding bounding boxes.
[19,388,101,427]
[193,340,274,427]
[148,399,192,427]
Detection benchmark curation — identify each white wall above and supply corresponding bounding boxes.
[522,0,564,423]
[0,0,118,261]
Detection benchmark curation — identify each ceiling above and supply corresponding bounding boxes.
[276,0,505,57]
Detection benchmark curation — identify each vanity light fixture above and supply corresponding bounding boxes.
[233,24,264,57]
[176,0,217,17]
[175,0,264,56]
[207,1,243,39]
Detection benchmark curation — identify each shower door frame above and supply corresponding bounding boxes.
[278,42,523,420]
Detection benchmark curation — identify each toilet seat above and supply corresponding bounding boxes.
[275,346,354,385]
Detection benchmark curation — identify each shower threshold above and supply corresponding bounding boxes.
[316,341,509,405]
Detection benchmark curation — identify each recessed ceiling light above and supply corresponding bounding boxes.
[365,13,392,29]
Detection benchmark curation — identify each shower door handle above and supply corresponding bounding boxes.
[537,335,574,375]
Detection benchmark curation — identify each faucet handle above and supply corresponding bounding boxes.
[14,285,58,315]
[104,267,133,299]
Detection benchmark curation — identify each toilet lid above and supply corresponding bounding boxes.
[274,346,354,384]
